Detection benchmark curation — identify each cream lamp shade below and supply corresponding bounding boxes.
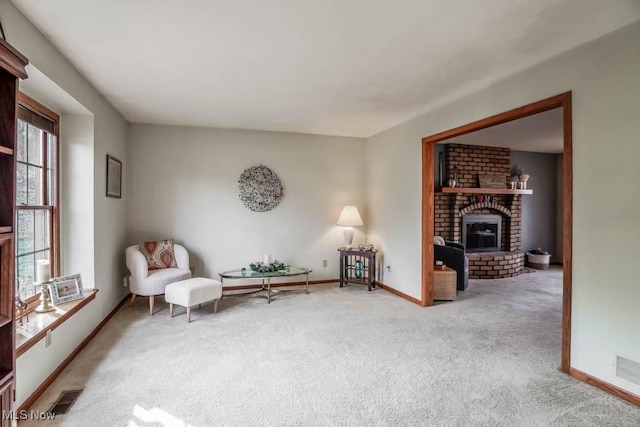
[337,206,363,249]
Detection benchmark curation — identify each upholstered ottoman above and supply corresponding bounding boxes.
[164,277,223,322]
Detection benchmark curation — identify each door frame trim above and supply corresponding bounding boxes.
[420,92,573,373]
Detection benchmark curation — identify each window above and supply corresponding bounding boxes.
[15,94,59,300]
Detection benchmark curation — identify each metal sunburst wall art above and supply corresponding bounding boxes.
[238,165,284,212]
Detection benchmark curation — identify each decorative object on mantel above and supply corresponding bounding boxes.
[510,164,523,180]
[509,176,518,189]
[509,164,532,189]
[447,176,457,188]
[478,174,505,189]
[249,260,288,273]
[447,167,459,188]
[238,165,284,212]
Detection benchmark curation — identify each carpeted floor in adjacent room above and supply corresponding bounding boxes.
[21,267,640,426]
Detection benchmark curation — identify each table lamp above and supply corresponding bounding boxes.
[337,206,363,249]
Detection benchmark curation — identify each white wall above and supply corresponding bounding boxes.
[60,114,95,281]
[366,22,640,395]
[128,125,366,281]
[15,301,98,405]
[1,0,129,406]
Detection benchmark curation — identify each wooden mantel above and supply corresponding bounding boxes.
[436,187,533,195]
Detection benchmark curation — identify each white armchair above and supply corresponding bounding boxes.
[126,244,191,315]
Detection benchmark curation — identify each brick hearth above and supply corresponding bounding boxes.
[435,143,525,278]
[466,252,525,279]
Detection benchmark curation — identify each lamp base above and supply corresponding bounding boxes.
[343,227,354,249]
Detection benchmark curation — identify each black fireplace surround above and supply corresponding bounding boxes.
[462,214,501,252]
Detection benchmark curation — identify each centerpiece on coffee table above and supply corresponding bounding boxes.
[249,260,288,273]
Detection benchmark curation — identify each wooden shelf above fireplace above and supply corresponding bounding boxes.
[436,187,533,195]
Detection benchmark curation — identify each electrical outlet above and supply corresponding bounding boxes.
[45,330,52,347]
[322,260,327,268]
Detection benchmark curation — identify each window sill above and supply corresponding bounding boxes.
[16,289,98,357]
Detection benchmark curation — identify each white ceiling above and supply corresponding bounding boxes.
[13,0,640,137]
[441,108,563,153]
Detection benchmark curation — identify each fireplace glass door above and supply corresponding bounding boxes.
[462,214,501,252]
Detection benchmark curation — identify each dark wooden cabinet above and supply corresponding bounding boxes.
[0,380,13,427]
[338,249,377,291]
[0,37,29,421]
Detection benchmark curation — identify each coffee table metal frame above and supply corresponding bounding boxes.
[218,267,312,303]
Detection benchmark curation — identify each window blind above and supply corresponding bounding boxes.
[17,105,55,134]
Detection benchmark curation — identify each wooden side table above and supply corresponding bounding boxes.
[433,266,457,301]
[339,249,377,291]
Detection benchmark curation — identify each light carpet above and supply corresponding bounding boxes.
[22,268,640,426]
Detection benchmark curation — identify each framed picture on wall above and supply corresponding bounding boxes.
[50,274,84,304]
[106,154,122,198]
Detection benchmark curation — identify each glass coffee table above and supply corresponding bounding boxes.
[218,267,312,303]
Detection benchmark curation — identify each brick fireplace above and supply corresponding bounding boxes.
[435,144,526,279]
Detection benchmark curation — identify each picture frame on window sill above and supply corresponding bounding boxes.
[106,154,122,198]
[50,274,84,304]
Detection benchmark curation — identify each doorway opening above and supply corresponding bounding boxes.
[421,92,572,373]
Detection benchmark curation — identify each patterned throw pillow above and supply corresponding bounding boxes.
[139,239,178,270]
